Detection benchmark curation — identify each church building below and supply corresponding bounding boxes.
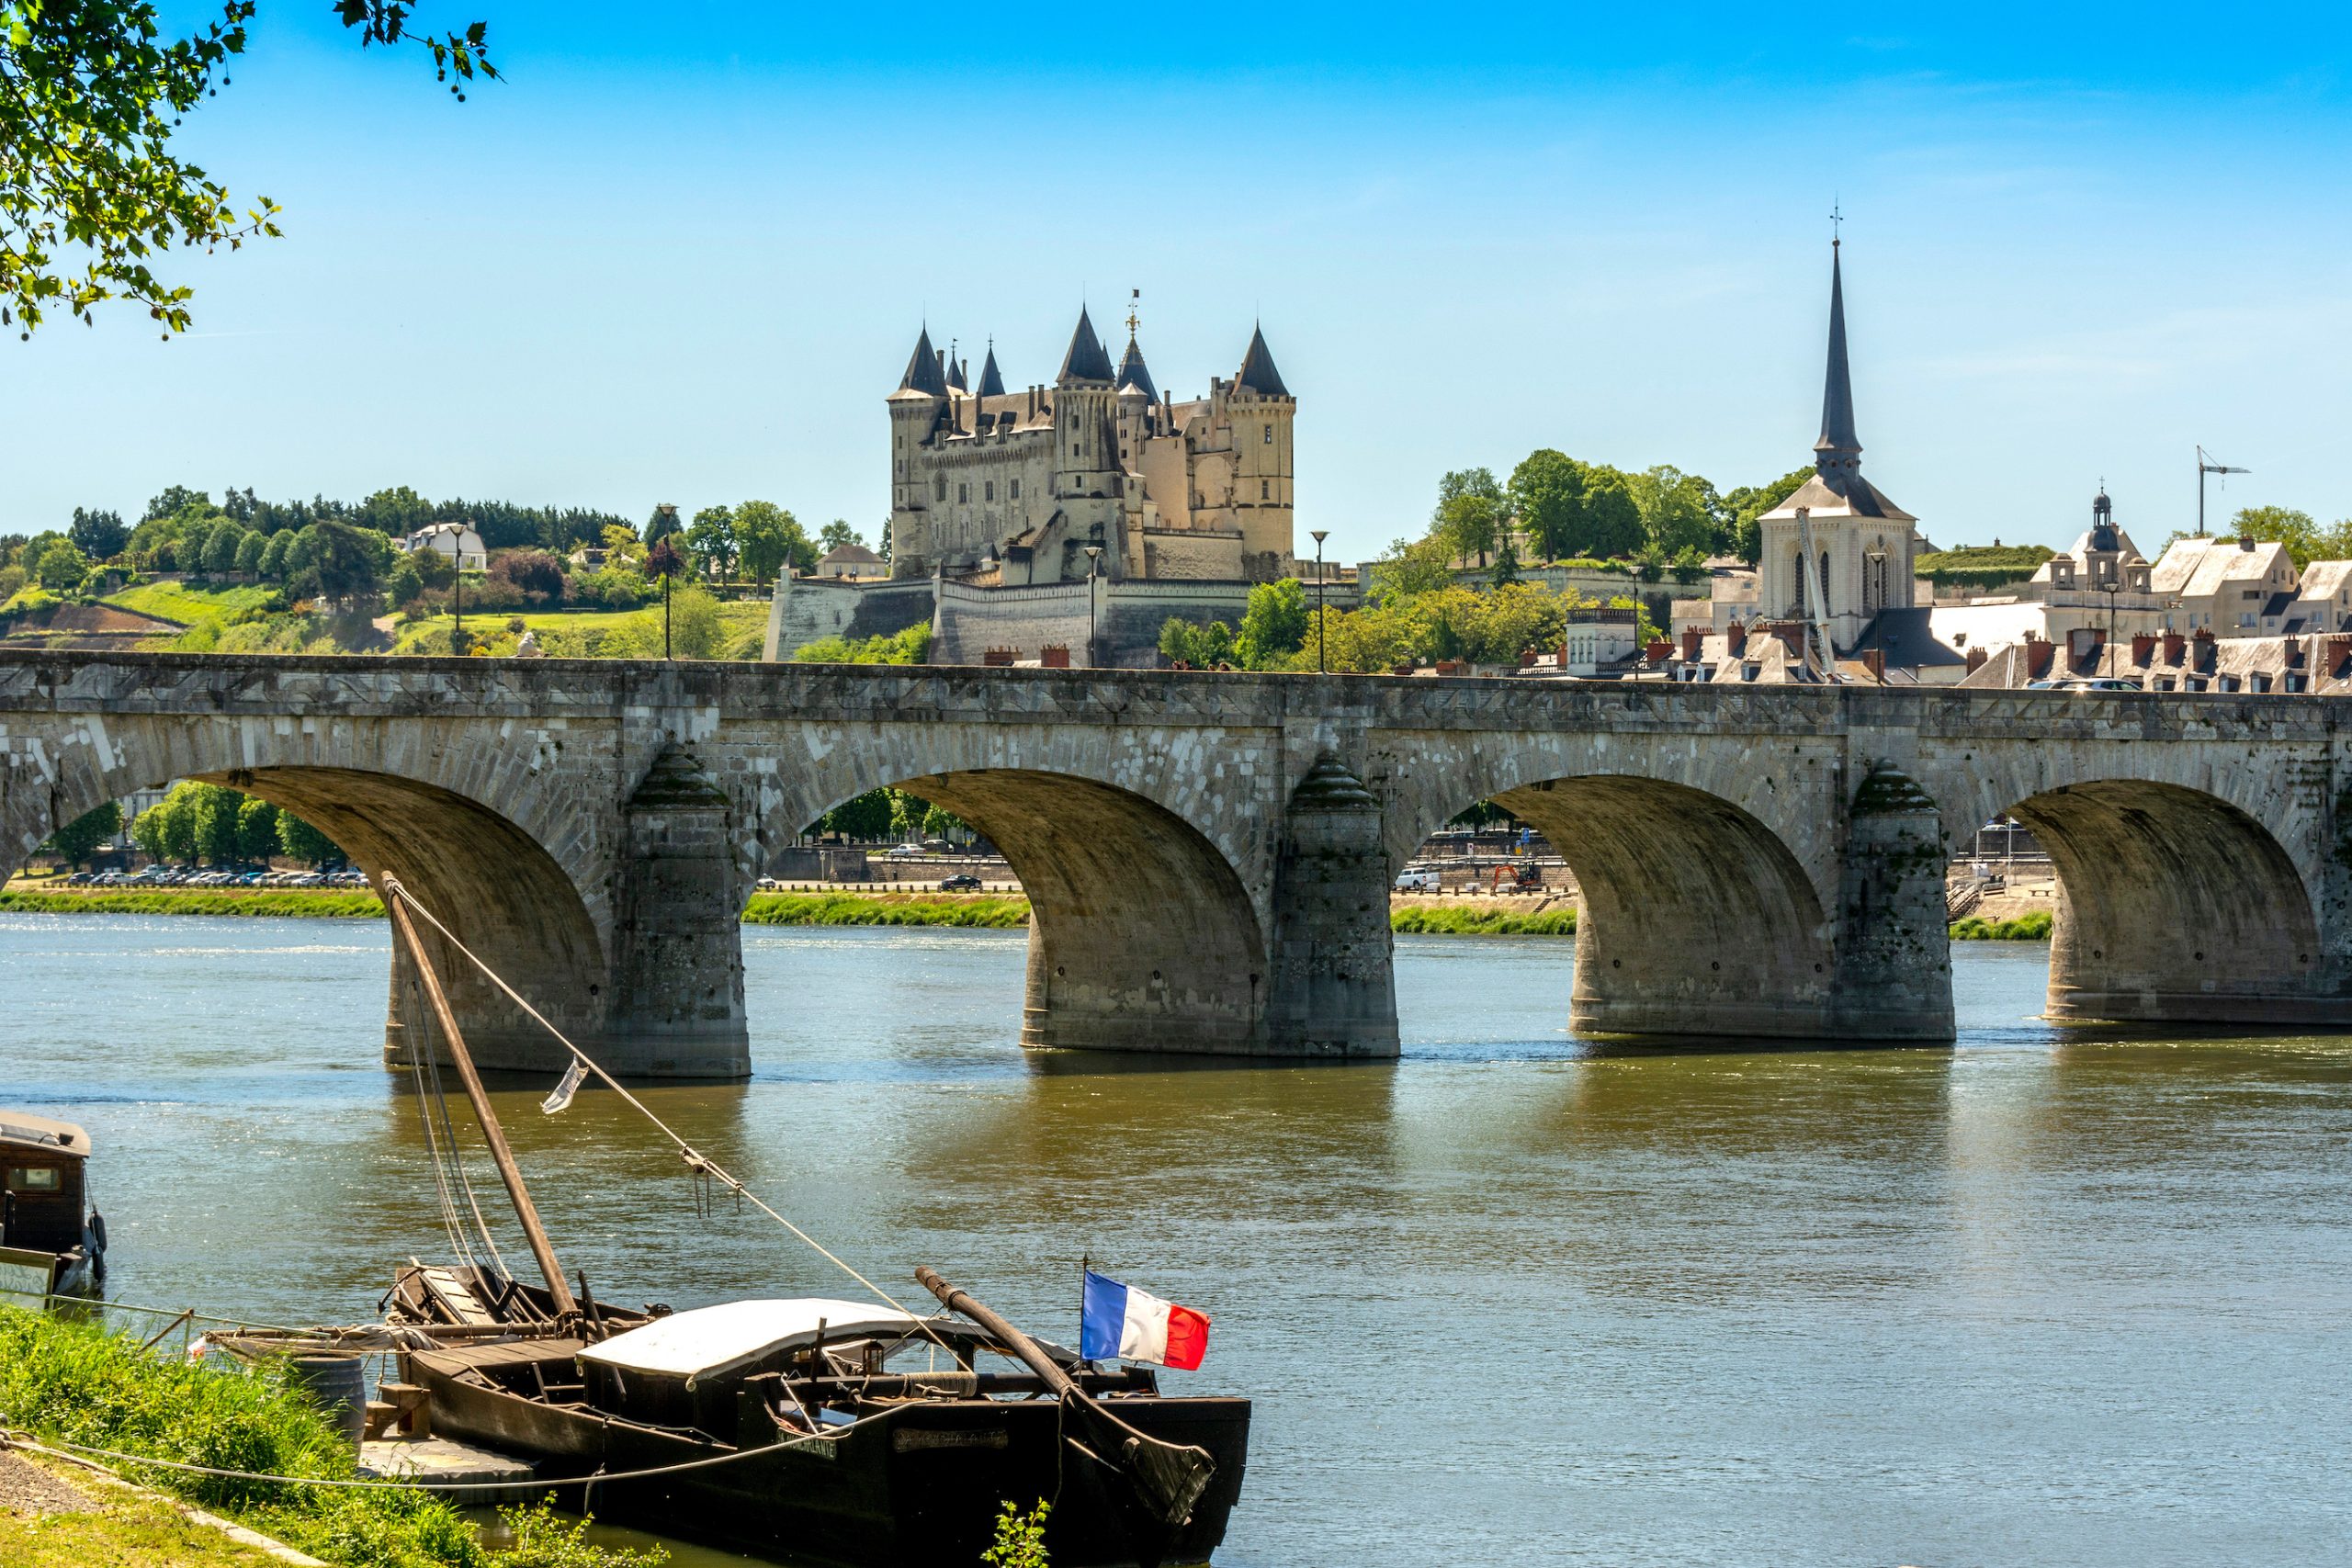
[1754,242,1926,655]
[887,304,1297,586]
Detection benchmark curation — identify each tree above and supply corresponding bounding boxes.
[1364,536,1454,606]
[258,530,294,581]
[1234,579,1309,668]
[0,3,493,339]
[685,505,738,578]
[1158,616,1236,667]
[490,549,566,604]
[734,502,797,585]
[143,486,209,524]
[1432,468,1505,567]
[600,524,644,562]
[2222,505,2348,570]
[666,584,724,659]
[276,810,341,867]
[352,486,432,536]
[288,520,384,606]
[820,520,862,554]
[1579,468,1645,558]
[646,536,688,581]
[813,788,894,841]
[202,523,245,574]
[28,535,90,592]
[1721,467,1813,565]
[644,503,682,546]
[385,556,424,607]
[233,529,266,574]
[68,507,128,560]
[233,797,279,863]
[39,802,120,867]
[1508,449,1586,561]
[1628,465,1719,558]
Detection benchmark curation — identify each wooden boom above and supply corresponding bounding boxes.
[387,882,578,1317]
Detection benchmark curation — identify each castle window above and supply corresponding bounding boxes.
[1010,479,1021,501]
[958,483,969,504]
[984,481,994,502]
[1263,425,1273,445]
[1261,479,1270,500]
[934,478,947,502]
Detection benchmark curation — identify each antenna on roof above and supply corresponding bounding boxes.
[2195,445,2250,538]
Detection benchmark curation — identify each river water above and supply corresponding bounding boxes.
[3,915,2349,1566]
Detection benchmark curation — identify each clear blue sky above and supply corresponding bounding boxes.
[8,3,2349,559]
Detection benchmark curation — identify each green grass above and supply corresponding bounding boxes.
[1391,904,1580,935]
[103,581,277,628]
[743,892,1033,928]
[0,890,386,918]
[1951,910,2054,941]
[0,1477,293,1567]
[0,1304,661,1567]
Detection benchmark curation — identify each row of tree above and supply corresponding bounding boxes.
[34,784,344,868]
[807,787,967,843]
[1432,454,1814,571]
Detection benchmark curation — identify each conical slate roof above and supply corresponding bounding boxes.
[1815,245,1860,462]
[977,344,1006,397]
[1057,306,1116,385]
[945,344,968,392]
[898,327,947,396]
[1234,324,1289,398]
[1114,333,1158,400]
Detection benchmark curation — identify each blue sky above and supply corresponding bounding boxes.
[8,4,2350,559]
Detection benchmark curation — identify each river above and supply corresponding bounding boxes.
[3,915,2349,1566]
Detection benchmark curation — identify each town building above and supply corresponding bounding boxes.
[401,522,485,572]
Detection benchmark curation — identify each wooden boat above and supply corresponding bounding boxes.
[395,1292,1250,1567]
[0,1111,106,1300]
[373,880,1250,1567]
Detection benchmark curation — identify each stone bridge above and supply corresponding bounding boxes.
[2,651,2345,1077]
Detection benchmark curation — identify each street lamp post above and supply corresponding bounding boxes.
[1084,545,1103,668]
[1310,529,1329,673]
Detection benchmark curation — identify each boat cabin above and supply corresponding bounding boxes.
[0,1113,90,1256]
[576,1298,933,1431]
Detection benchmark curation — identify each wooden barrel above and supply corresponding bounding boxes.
[284,1354,368,1450]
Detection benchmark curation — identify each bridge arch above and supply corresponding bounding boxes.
[1382,739,1839,1040]
[758,737,1276,1055]
[1972,773,2326,1025]
[1,717,614,1071]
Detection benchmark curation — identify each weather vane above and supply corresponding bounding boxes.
[1830,199,1844,244]
[1126,288,1141,339]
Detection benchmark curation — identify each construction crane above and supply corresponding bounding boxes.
[2196,446,2249,537]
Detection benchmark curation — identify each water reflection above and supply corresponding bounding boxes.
[3,917,2350,1566]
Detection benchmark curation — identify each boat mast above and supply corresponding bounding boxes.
[388,884,578,1316]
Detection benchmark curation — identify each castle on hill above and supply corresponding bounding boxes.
[887,304,1297,585]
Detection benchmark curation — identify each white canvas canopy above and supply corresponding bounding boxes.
[578,1298,927,1381]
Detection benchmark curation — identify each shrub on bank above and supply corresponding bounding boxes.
[742,892,1032,929]
[1391,904,1580,936]
[1950,910,2053,941]
[0,1305,661,1568]
[0,891,386,919]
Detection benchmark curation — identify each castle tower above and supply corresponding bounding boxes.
[1053,305,1125,578]
[1227,324,1296,577]
[1756,242,1918,654]
[887,326,951,579]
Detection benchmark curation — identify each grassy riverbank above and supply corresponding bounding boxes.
[0,1304,659,1568]
[0,886,2059,941]
[0,890,387,918]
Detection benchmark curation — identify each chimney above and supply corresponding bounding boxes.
[2192,626,2216,671]
[1965,647,1988,672]
[1679,626,1703,662]
[2163,629,2186,662]
[1862,649,1886,682]
[2131,632,2155,664]
[1645,639,1675,663]
[1520,648,1538,668]
[2239,534,2255,551]
[1726,619,1747,655]
[2327,635,2352,672]
[2024,635,2054,679]
[1040,644,1070,669]
[984,647,1018,667]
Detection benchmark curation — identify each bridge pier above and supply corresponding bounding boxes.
[1263,755,1400,1058]
[1830,765,1957,1040]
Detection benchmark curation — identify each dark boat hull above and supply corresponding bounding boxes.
[404,1344,1250,1568]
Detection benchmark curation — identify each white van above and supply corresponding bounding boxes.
[1394,869,1442,893]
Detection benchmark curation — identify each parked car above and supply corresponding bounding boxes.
[939,874,983,892]
[1394,869,1442,892]
[884,844,923,859]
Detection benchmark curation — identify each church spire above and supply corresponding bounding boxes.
[1814,242,1861,480]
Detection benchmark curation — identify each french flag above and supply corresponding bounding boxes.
[1081,1269,1210,1371]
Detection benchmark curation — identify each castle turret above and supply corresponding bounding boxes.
[1053,306,1125,577]
[1227,324,1296,578]
[888,326,952,578]
[977,341,1006,398]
